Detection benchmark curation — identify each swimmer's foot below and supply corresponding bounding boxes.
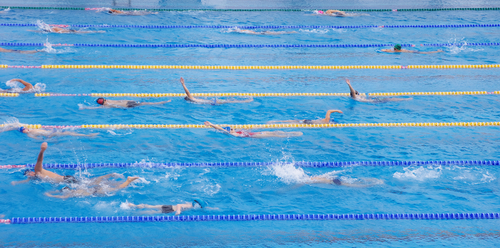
[127,176,140,182]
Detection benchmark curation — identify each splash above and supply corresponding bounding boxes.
[445,37,484,54]
[264,161,311,184]
[40,39,75,54]
[299,29,330,34]
[393,166,442,181]
[0,117,22,132]
[119,200,132,210]
[203,183,221,196]
[36,20,52,32]
[6,80,46,93]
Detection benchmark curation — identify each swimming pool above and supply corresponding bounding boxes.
[1,0,500,246]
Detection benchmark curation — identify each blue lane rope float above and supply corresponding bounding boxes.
[6,212,500,225]
[1,6,500,11]
[2,23,500,29]
[1,42,500,48]
[1,160,498,170]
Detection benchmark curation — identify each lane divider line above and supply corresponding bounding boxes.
[1,160,498,170]
[2,121,499,130]
[6,212,500,225]
[1,64,499,70]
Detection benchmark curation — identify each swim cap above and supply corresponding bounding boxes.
[96,98,105,105]
[317,10,324,14]
[23,169,32,175]
[394,44,402,50]
[192,199,207,208]
[19,127,25,133]
[222,126,231,132]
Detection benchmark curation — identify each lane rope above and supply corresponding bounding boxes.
[6,212,500,225]
[1,42,500,48]
[2,23,500,29]
[0,93,19,97]
[1,121,499,130]
[32,91,500,98]
[1,6,500,12]
[1,159,499,170]
[1,64,499,70]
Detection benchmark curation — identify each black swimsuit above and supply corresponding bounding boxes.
[331,178,342,185]
[63,175,78,184]
[161,205,174,213]
[126,101,140,108]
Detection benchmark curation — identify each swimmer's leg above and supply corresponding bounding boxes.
[174,203,194,215]
[267,120,302,124]
[310,176,332,184]
[137,100,171,106]
[219,98,254,104]
[59,131,99,137]
[90,173,123,185]
[106,176,139,192]
[129,203,163,209]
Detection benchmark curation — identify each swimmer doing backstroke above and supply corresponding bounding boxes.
[181,77,253,105]
[204,121,303,138]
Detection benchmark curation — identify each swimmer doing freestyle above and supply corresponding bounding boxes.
[267,109,343,124]
[381,44,443,54]
[308,173,383,187]
[18,126,98,139]
[0,47,40,54]
[0,79,34,93]
[11,142,119,186]
[204,121,303,138]
[346,79,411,103]
[128,199,215,215]
[45,176,139,199]
[231,29,297,35]
[316,9,348,16]
[92,98,171,109]
[181,77,253,105]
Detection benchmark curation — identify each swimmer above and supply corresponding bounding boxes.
[309,174,383,187]
[91,98,171,109]
[346,79,411,103]
[18,126,98,139]
[381,44,443,54]
[231,29,297,35]
[316,9,348,16]
[0,47,40,54]
[11,142,116,186]
[0,79,33,93]
[45,176,140,199]
[267,109,343,124]
[204,121,303,138]
[106,8,156,15]
[128,199,213,215]
[181,78,253,105]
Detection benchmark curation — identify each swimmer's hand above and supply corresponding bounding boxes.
[41,142,48,152]
[204,121,213,126]
[345,79,351,85]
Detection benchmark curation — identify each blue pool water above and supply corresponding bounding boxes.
[1,0,500,246]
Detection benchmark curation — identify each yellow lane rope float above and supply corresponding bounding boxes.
[35,64,500,69]
[0,93,19,97]
[2,122,498,130]
[32,91,500,97]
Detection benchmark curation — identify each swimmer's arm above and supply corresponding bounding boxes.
[345,79,357,97]
[416,50,444,54]
[11,179,30,186]
[10,79,33,91]
[204,121,236,136]
[180,77,194,99]
[34,142,47,174]
[45,192,71,199]
[27,133,44,140]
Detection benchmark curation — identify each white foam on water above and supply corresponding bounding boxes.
[446,37,484,54]
[393,166,442,181]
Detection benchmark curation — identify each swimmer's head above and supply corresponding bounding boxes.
[97,98,106,105]
[394,44,402,51]
[317,10,324,14]
[60,186,71,192]
[350,90,360,98]
[19,127,28,133]
[23,169,35,177]
[222,126,231,133]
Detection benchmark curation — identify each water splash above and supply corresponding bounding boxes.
[393,166,442,181]
[6,80,46,93]
[446,37,484,54]
[40,39,75,54]
[0,117,22,132]
[264,161,311,184]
